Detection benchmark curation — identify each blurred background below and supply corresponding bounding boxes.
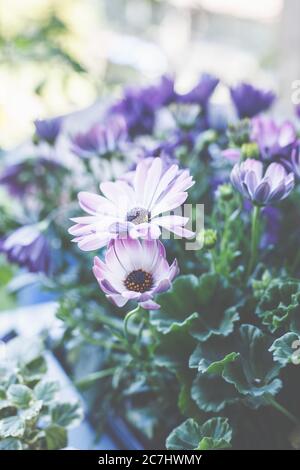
[1,0,300,149]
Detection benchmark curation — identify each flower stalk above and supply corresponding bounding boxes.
[247,205,261,277]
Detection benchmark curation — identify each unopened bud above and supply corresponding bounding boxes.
[217,183,234,201]
[203,229,217,249]
[241,142,259,160]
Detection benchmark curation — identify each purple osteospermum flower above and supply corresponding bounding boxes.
[0,225,50,274]
[110,76,176,138]
[71,117,127,159]
[230,159,294,206]
[93,238,178,310]
[230,83,275,119]
[282,143,300,181]
[251,117,297,161]
[34,117,62,145]
[178,74,219,108]
[69,158,195,251]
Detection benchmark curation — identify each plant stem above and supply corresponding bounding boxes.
[76,367,117,389]
[266,395,299,426]
[123,306,140,343]
[247,205,260,277]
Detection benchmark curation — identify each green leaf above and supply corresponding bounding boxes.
[192,373,240,412]
[51,402,82,428]
[151,274,239,341]
[154,330,197,370]
[256,279,300,333]
[7,384,32,408]
[0,437,23,450]
[222,325,282,399]
[34,381,59,404]
[189,335,239,374]
[150,275,199,334]
[269,332,300,366]
[45,425,67,450]
[22,356,47,383]
[0,416,25,438]
[166,417,232,450]
[20,401,43,422]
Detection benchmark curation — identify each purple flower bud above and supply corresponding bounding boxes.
[34,117,63,145]
[230,159,294,205]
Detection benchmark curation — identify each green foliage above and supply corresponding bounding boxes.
[0,337,82,450]
[270,332,300,367]
[256,279,300,333]
[166,417,232,450]
[150,273,240,341]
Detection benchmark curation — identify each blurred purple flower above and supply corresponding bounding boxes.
[178,74,219,108]
[0,225,51,274]
[230,83,275,119]
[260,206,282,248]
[110,76,176,137]
[251,117,297,161]
[69,158,194,251]
[34,117,63,145]
[0,157,65,197]
[282,143,300,181]
[221,148,241,163]
[295,105,300,119]
[93,238,178,309]
[71,117,127,159]
[230,159,294,205]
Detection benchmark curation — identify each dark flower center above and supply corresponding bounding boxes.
[124,269,153,293]
[127,207,150,225]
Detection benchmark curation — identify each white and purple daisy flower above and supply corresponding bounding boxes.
[230,159,294,206]
[93,238,178,310]
[69,158,195,251]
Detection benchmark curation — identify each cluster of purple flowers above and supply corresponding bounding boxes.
[1,74,300,287]
[69,157,194,309]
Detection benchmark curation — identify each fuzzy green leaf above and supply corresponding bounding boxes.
[222,325,282,399]
[151,274,239,341]
[154,329,197,370]
[51,402,83,428]
[34,381,59,404]
[189,335,239,374]
[7,384,33,408]
[0,416,25,438]
[166,417,232,450]
[0,437,23,450]
[256,280,300,333]
[45,425,67,450]
[191,373,240,412]
[270,332,300,367]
